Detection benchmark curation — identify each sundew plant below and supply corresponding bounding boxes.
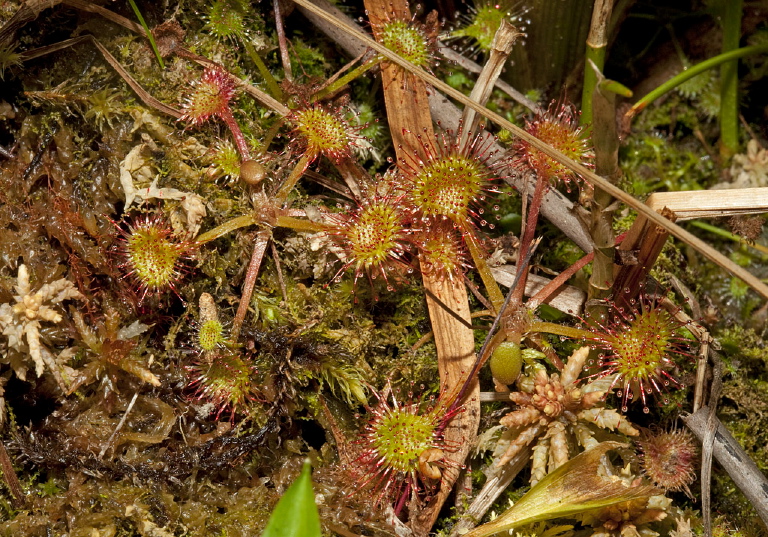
[0,0,766,536]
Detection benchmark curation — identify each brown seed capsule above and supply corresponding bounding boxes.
[240,159,267,185]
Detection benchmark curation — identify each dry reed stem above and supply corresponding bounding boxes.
[614,188,768,309]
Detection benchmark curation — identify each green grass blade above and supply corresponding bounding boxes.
[127,0,165,70]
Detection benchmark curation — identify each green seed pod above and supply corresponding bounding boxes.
[490,341,522,385]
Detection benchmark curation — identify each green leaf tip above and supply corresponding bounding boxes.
[261,459,322,537]
[597,79,633,98]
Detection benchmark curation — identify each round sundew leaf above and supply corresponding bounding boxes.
[293,105,352,161]
[123,218,185,292]
[379,20,432,68]
[411,154,489,222]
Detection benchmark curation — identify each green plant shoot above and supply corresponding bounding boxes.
[261,459,322,537]
[462,443,659,537]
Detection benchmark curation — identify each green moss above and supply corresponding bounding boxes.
[620,131,717,195]
[289,37,333,80]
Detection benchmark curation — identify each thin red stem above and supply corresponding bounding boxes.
[394,481,411,516]
[510,175,548,306]
[274,0,293,81]
[231,229,271,339]
[528,251,595,309]
[219,107,251,161]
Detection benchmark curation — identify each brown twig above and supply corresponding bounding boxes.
[1,0,140,44]
[528,251,595,309]
[683,402,768,532]
[20,36,181,118]
[463,274,495,313]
